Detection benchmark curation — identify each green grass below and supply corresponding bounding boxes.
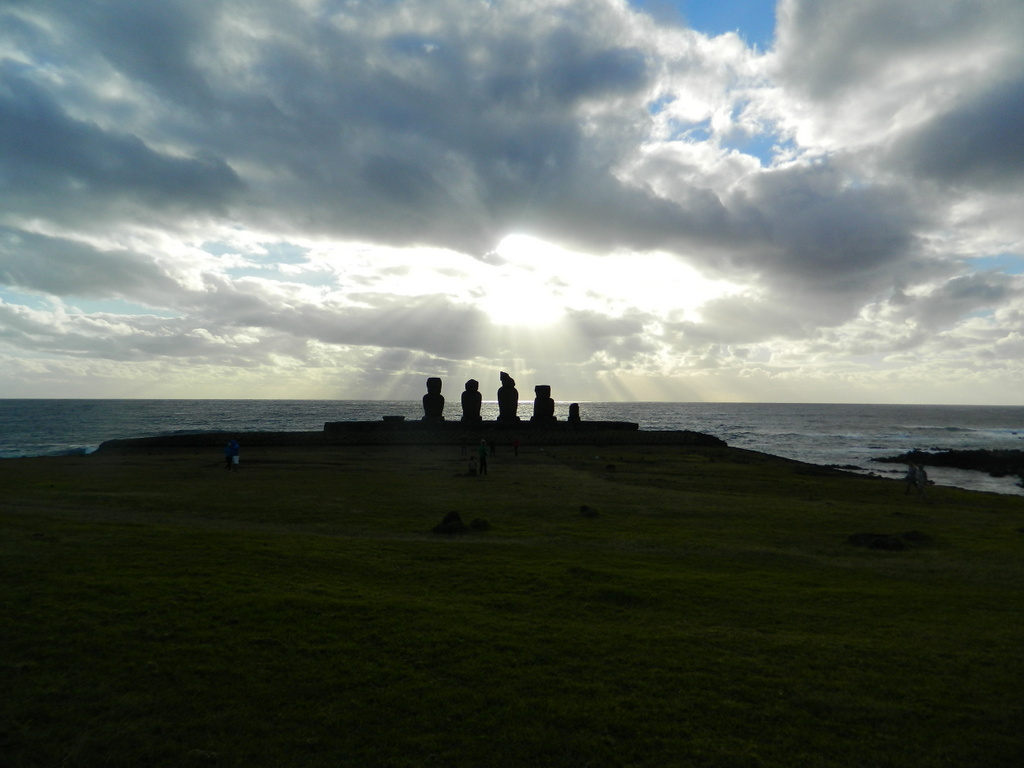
[2,443,1023,767]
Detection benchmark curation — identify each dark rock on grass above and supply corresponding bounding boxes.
[900,530,931,546]
[432,511,468,535]
[432,511,491,534]
[848,531,932,550]
[580,505,599,518]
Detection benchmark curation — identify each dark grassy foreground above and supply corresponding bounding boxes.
[2,442,1022,768]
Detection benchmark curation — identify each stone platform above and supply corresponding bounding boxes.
[94,419,727,453]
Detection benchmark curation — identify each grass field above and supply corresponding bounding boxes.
[2,442,1023,767]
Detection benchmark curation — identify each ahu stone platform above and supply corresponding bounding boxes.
[93,418,727,454]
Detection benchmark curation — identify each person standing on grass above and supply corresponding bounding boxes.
[224,441,234,471]
[478,439,489,476]
[913,463,927,498]
[903,464,918,494]
[904,463,926,498]
[229,439,240,472]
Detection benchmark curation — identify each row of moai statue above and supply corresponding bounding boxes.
[422,372,581,424]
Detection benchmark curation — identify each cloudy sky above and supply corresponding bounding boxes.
[2,0,1023,404]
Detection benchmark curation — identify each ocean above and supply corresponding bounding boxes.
[1,399,1022,496]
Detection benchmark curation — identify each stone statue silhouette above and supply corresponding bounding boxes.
[496,371,520,423]
[531,385,556,423]
[568,402,581,423]
[461,379,482,423]
[422,377,445,421]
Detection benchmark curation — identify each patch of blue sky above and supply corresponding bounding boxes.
[972,253,1024,275]
[225,266,331,287]
[219,242,326,284]
[1,288,179,318]
[720,130,792,166]
[647,94,674,115]
[260,242,309,265]
[629,0,777,50]
[651,114,790,166]
[200,241,236,257]
[0,287,51,311]
[661,117,712,142]
[202,241,310,266]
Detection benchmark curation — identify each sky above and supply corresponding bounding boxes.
[1,0,1023,404]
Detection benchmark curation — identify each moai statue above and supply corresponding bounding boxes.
[422,377,445,421]
[531,385,556,423]
[496,371,520,423]
[568,403,581,423]
[461,379,482,423]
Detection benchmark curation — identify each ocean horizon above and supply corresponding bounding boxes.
[2,399,1022,496]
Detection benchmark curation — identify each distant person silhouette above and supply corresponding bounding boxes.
[913,463,927,497]
[478,439,489,476]
[904,463,926,497]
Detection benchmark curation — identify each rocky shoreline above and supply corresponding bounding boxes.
[874,449,1024,484]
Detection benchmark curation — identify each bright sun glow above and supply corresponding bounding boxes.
[488,234,742,325]
[479,273,567,327]
[316,236,743,331]
[482,236,570,327]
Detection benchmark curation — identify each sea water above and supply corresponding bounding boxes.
[1,400,1022,496]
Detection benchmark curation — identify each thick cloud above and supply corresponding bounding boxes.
[770,0,1024,157]
[0,0,1022,402]
[63,0,224,110]
[892,76,1024,188]
[0,66,243,224]
[37,0,663,253]
[0,228,183,301]
[773,0,1017,100]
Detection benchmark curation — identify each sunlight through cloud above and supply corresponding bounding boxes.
[494,234,743,322]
